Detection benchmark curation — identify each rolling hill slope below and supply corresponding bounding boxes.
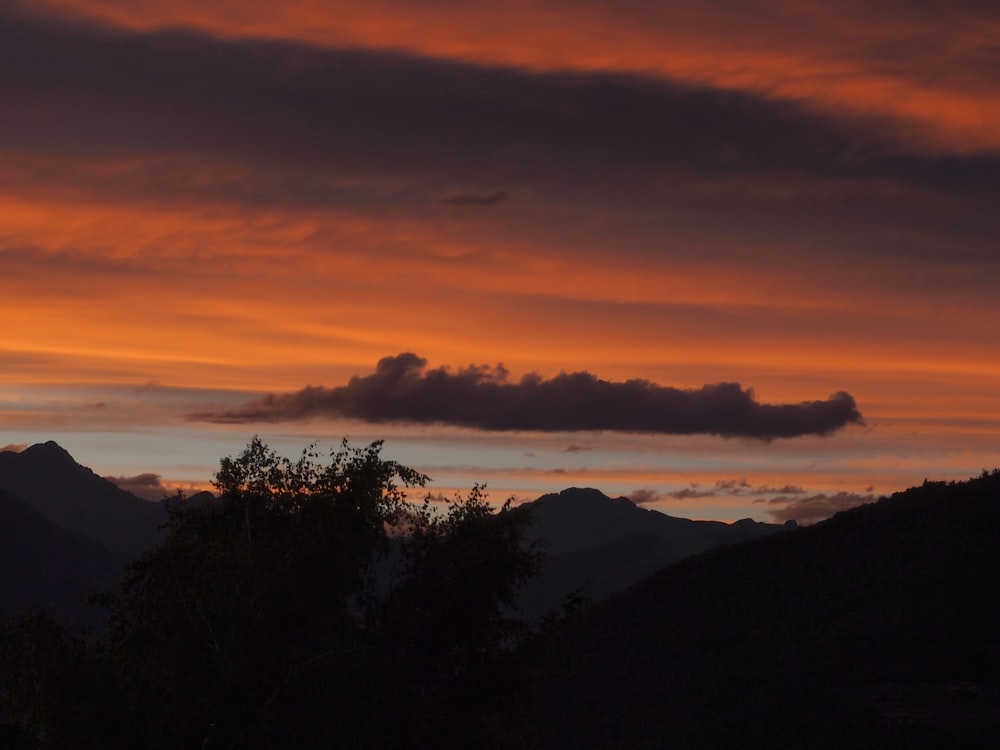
[535,472,1000,749]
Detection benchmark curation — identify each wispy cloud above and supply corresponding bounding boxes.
[667,486,716,500]
[628,488,661,505]
[712,478,808,496]
[442,190,508,207]
[761,491,878,525]
[104,472,168,501]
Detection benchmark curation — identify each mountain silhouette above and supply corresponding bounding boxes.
[0,442,167,558]
[534,472,1000,749]
[0,488,126,627]
[0,443,785,625]
[518,487,782,618]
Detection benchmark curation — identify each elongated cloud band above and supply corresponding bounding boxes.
[194,354,862,439]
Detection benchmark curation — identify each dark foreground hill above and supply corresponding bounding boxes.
[0,442,167,558]
[0,489,126,628]
[519,488,782,618]
[534,471,1000,749]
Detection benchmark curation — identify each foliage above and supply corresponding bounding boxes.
[0,612,121,750]
[0,438,557,749]
[378,487,546,747]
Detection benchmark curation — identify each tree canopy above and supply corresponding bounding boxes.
[0,438,557,749]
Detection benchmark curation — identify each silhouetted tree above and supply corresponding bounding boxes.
[1,438,553,749]
[378,487,545,747]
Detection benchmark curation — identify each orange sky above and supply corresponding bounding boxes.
[2,1,999,521]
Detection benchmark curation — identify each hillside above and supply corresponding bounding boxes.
[534,471,1000,749]
[519,487,781,618]
[0,489,126,628]
[0,442,168,558]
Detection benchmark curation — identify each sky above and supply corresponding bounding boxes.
[2,0,999,523]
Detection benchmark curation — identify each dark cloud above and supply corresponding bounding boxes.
[193,353,863,439]
[750,483,807,496]
[105,472,168,501]
[715,478,751,493]
[3,8,998,282]
[628,488,661,505]
[713,478,807,496]
[0,443,28,453]
[664,479,809,501]
[668,486,716,500]
[3,9,998,203]
[763,491,878,525]
[564,443,593,453]
[442,190,508,207]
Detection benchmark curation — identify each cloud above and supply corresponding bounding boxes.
[193,353,863,439]
[715,478,751,493]
[763,491,877,525]
[749,483,806,496]
[713,478,807,496]
[14,0,1000,154]
[105,472,168,501]
[564,443,593,453]
[0,443,28,453]
[443,190,508,207]
[5,10,998,204]
[628,488,661,505]
[667,486,716,500]
[663,479,810,502]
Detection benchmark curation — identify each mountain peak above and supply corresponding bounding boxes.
[0,440,168,558]
[545,487,616,504]
[20,440,79,466]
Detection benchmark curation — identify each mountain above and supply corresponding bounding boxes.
[0,488,126,627]
[0,442,168,558]
[534,472,1000,749]
[518,487,782,618]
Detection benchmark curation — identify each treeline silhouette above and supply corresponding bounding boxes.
[4,441,1000,749]
[0,439,568,749]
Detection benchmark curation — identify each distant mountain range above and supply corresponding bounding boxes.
[0,441,783,627]
[4,441,999,745]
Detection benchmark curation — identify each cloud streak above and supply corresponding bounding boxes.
[760,491,878,525]
[194,353,863,440]
[442,190,508,207]
[104,472,167,501]
[17,0,1000,153]
[6,11,999,202]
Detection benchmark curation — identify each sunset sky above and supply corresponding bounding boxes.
[2,0,999,523]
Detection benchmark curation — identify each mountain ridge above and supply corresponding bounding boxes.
[0,442,168,558]
[534,470,1000,748]
[518,486,783,618]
